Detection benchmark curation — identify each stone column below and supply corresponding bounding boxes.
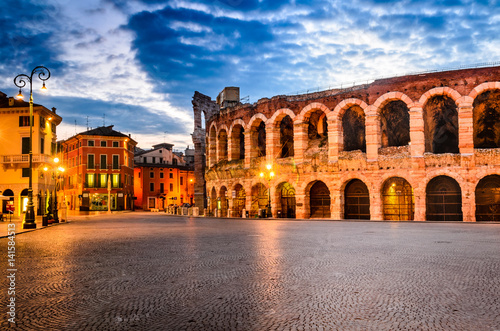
[328,118,342,162]
[330,186,342,220]
[295,192,307,219]
[293,122,308,164]
[458,98,474,155]
[409,104,425,168]
[413,184,426,221]
[462,182,475,222]
[266,126,280,164]
[244,131,252,169]
[365,109,379,162]
[370,184,383,221]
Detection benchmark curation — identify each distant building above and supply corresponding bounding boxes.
[60,125,137,211]
[134,143,194,210]
[0,91,62,217]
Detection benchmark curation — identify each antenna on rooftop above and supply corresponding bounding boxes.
[86,116,89,131]
[103,113,106,127]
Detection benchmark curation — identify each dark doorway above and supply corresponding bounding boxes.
[475,175,500,221]
[426,176,462,221]
[345,179,370,219]
[309,181,330,218]
[278,182,296,218]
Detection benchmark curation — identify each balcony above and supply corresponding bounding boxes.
[1,154,52,164]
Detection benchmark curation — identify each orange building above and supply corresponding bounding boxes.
[60,125,137,211]
[134,145,195,210]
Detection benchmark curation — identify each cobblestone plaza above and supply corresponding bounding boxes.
[2,213,500,330]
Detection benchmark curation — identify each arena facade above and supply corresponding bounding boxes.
[192,65,500,221]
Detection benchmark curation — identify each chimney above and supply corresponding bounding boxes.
[8,97,14,106]
[52,107,57,113]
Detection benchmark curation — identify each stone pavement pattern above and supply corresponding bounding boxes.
[1,213,500,330]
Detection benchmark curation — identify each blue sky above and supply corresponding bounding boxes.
[1,0,500,149]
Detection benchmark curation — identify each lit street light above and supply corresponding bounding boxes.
[260,164,274,218]
[14,66,51,229]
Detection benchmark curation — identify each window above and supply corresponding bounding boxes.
[152,157,156,163]
[79,155,82,165]
[51,142,56,155]
[160,172,164,179]
[113,141,119,147]
[19,116,32,127]
[180,177,183,185]
[160,183,164,193]
[88,140,95,147]
[40,138,44,154]
[169,173,173,179]
[22,137,29,154]
[88,155,95,169]
[138,172,141,178]
[99,174,108,188]
[112,155,119,169]
[40,116,45,128]
[150,183,154,192]
[86,174,95,188]
[173,158,178,165]
[100,141,107,147]
[51,123,56,133]
[150,171,154,178]
[22,168,30,177]
[170,183,173,191]
[100,155,107,169]
[112,174,120,188]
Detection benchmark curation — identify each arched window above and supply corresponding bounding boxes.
[380,100,410,148]
[473,90,500,148]
[343,106,366,152]
[475,175,500,221]
[230,125,245,160]
[423,95,459,154]
[218,129,228,161]
[280,116,294,158]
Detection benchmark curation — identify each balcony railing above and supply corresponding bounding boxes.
[1,154,52,164]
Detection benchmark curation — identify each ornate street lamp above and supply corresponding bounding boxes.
[260,164,274,218]
[14,66,51,229]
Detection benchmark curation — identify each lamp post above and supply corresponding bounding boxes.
[260,164,274,218]
[14,66,50,229]
[53,158,64,223]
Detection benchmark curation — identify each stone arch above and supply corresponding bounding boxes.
[475,174,500,221]
[269,108,295,125]
[229,120,246,160]
[374,93,412,148]
[468,81,500,100]
[330,98,369,120]
[233,183,246,217]
[296,102,330,122]
[344,179,370,219]
[275,182,296,218]
[419,87,462,106]
[308,180,331,218]
[381,177,414,220]
[425,175,463,221]
[217,126,228,161]
[423,94,459,154]
[248,114,268,158]
[472,88,500,148]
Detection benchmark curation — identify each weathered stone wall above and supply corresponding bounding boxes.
[195,66,500,221]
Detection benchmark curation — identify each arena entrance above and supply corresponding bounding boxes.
[344,179,370,219]
[382,177,414,220]
[309,181,330,218]
[278,182,295,218]
[426,176,463,221]
[475,175,500,221]
[232,184,246,218]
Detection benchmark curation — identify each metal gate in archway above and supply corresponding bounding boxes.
[233,185,246,217]
[476,175,500,221]
[310,181,330,218]
[382,177,414,220]
[251,183,267,217]
[426,176,462,221]
[279,183,296,218]
[344,179,370,219]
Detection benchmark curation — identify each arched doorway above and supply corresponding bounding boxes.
[20,188,29,213]
[233,184,246,217]
[219,186,228,217]
[426,176,462,221]
[382,177,414,220]
[2,189,14,214]
[344,179,370,219]
[278,182,296,218]
[475,175,500,221]
[209,187,217,216]
[309,181,330,218]
[251,183,267,217]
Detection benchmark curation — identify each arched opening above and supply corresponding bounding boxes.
[473,90,500,148]
[219,186,228,217]
[423,95,459,154]
[251,183,267,217]
[306,109,328,149]
[344,179,370,219]
[277,182,296,218]
[208,126,217,166]
[475,175,500,221]
[230,124,245,160]
[380,100,410,148]
[382,177,414,220]
[218,129,228,161]
[343,105,366,152]
[309,181,330,218]
[279,115,294,158]
[250,120,266,158]
[233,184,246,217]
[20,188,29,213]
[1,189,14,214]
[209,187,217,216]
[426,176,462,221]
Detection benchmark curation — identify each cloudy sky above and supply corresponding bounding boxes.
[1,0,499,150]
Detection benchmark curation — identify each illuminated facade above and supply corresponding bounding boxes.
[60,125,137,211]
[193,66,500,221]
[0,92,62,217]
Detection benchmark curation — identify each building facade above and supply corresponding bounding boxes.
[134,143,195,210]
[60,125,137,211]
[194,65,500,221]
[0,92,62,217]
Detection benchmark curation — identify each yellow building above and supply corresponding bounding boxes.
[0,91,62,217]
